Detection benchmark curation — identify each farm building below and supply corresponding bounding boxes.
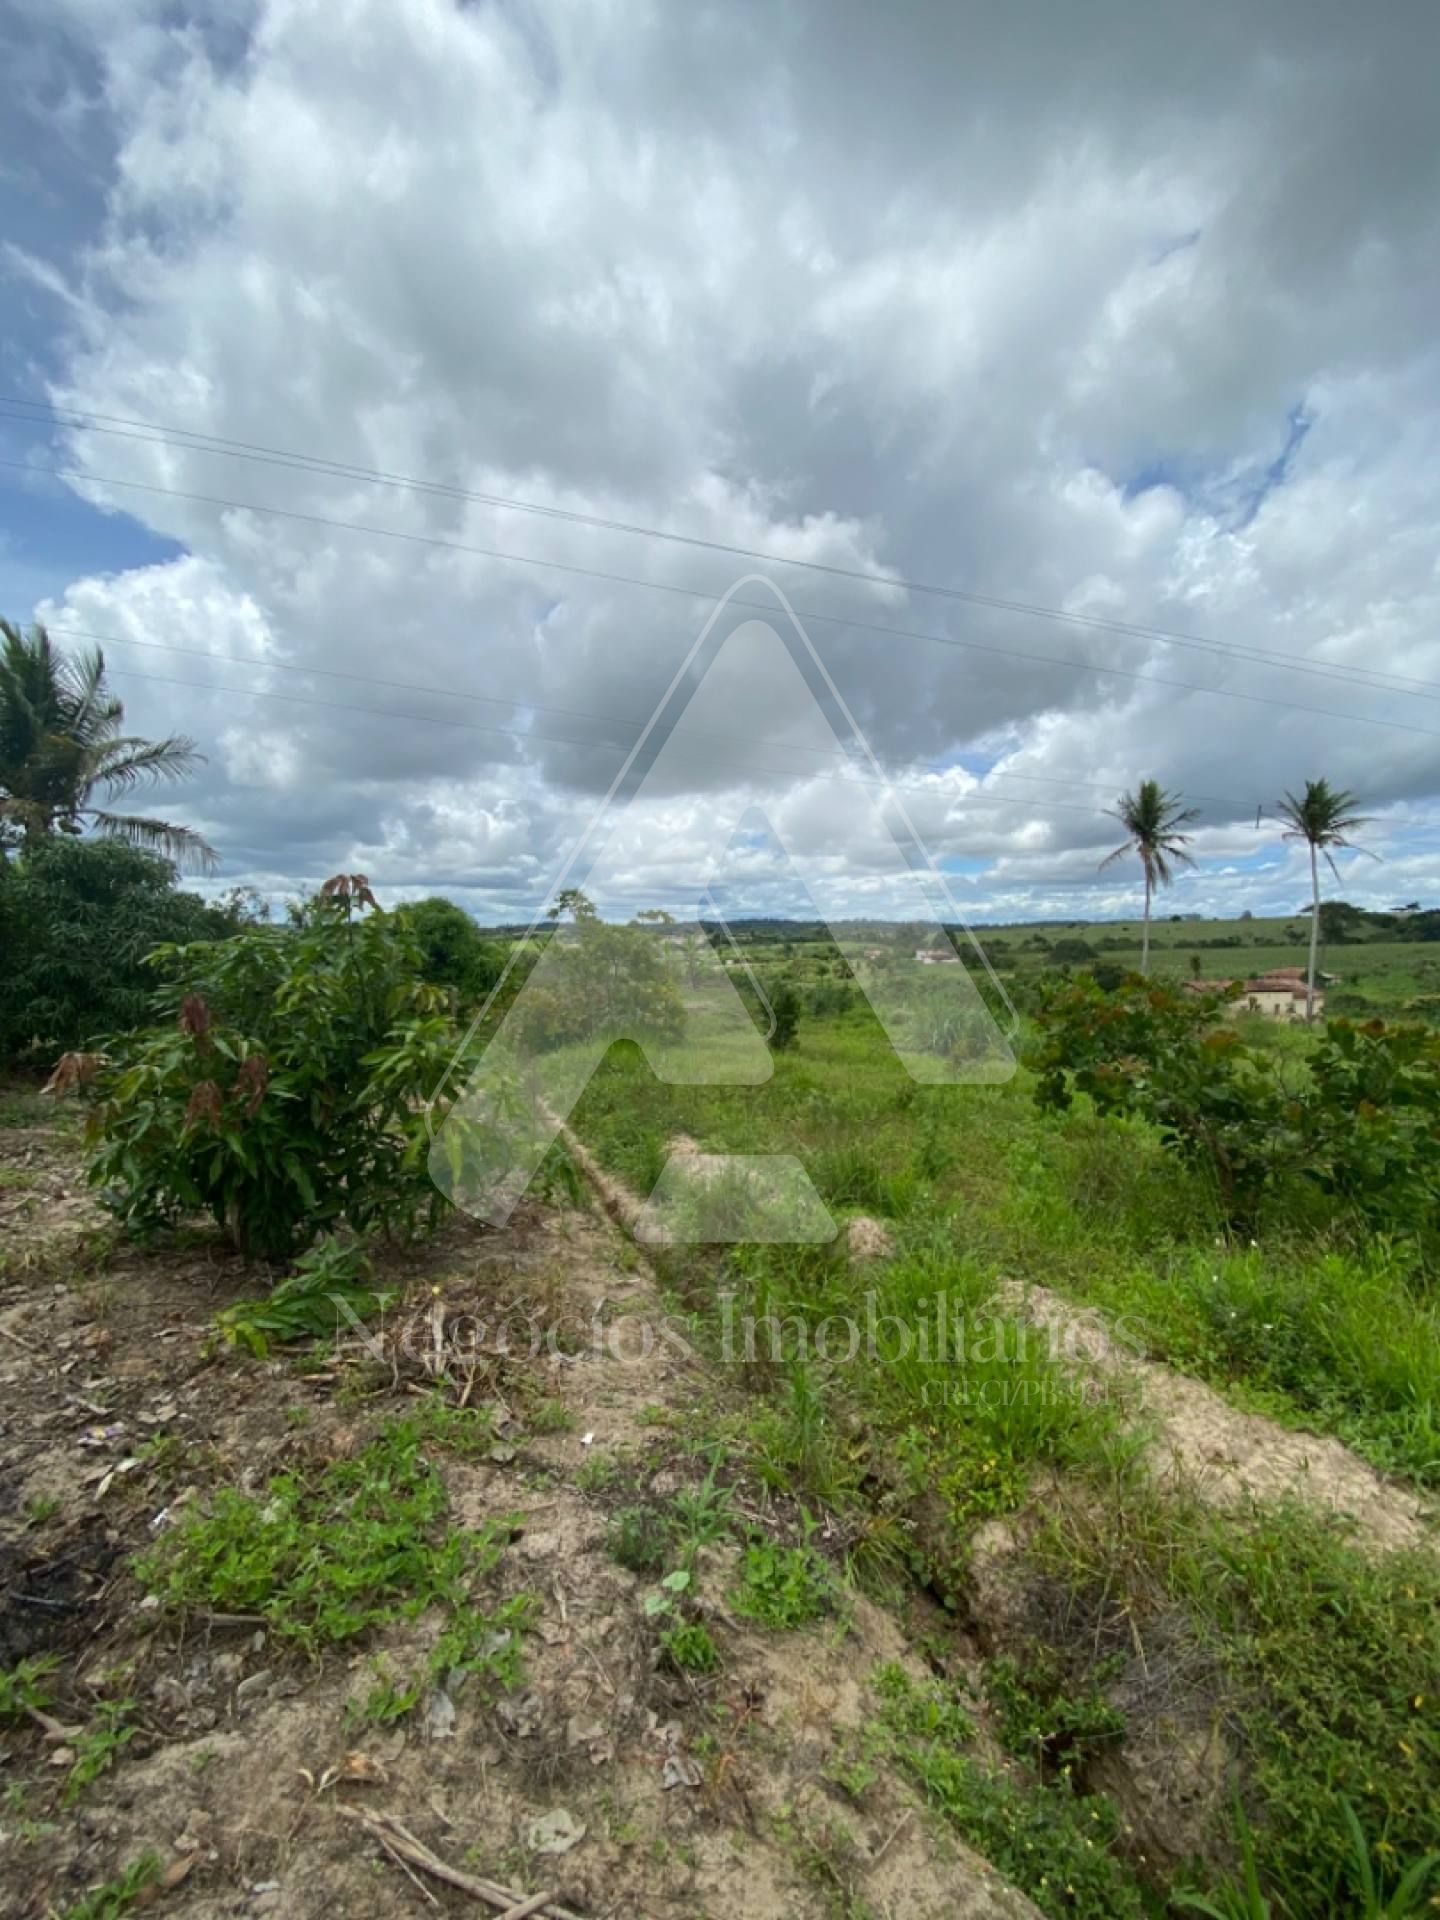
[1182,969,1333,1019]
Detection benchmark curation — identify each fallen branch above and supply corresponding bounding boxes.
[334,1805,586,1919]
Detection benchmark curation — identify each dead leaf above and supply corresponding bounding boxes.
[524,1808,586,1856]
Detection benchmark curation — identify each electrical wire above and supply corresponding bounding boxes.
[6,393,1437,702]
[6,455,1439,744]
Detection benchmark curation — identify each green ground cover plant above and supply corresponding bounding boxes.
[869,1663,1147,1920]
[1030,1489,1440,1914]
[59,1854,163,1920]
[730,1537,837,1629]
[136,1411,532,1699]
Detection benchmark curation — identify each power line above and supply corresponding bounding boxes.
[5,394,1438,703]
[7,454,1440,744]
[44,619,1254,817]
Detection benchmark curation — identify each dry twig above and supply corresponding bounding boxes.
[334,1805,586,1919]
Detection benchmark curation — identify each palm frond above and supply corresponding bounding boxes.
[87,809,219,874]
[90,734,206,797]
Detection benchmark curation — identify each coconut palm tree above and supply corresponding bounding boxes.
[0,621,216,871]
[1277,778,1377,1021]
[1099,780,1199,974]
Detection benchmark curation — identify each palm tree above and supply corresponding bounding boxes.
[1099,780,1199,974]
[0,621,217,872]
[1277,778,1377,1021]
[0,621,216,872]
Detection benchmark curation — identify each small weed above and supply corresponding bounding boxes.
[576,1454,623,1494]
[59,1854,163,1920]
[731,1537,837,1630]
[779,1808,876,1920]
[660,1621,721,1674]
[212,1235,392,1357]
[0,1653,61,1722]
[347,1660,424,1726]
[524,1396,576,1435]
[606,1504,673,1577]
[823,1731,882,1803]
[65,1699,138,1803]
[671,1458,736,1558]
[24,1493,61,1525]
[403,1397,497,1458]
[643,1568,693,1620]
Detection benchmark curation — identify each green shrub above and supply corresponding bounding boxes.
[82,875,495,1259]
[767,977,801,1052]
[396,896,503,1002]
[606,1504,674,1576]
[212,1235,392,1355]
[1030,977,1440,1246]
[0,838,237,1066]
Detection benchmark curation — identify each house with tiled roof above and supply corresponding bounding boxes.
[1181,969,1335,1020]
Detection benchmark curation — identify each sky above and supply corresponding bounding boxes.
[2,0,1438,927]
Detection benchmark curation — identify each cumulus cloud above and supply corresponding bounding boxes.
[7,0,1440,920]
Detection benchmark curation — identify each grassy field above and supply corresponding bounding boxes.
[724,913,1440,1019]
[563,986,1440,1915]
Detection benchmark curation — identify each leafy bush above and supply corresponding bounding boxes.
[511,917,685,1055]
[1030,974,1291,1216]
[0,838,237,1066]
[396,896,503,1002]
[212,1235,392,1354]
[1030,976,1440,1245]
[82,875,485,1259]
[767,976,801,1052]
[1049,937,1098,965]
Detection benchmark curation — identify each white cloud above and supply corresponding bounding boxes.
[11,0,1440,919]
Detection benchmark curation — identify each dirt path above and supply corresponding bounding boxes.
[996,1280,1435,1554]
[578,1120,1434,1558]
[1,1115,1036,1920]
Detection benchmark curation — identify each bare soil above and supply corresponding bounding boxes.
[0,1113,1036,1920]
[996,1278,1435,1553]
